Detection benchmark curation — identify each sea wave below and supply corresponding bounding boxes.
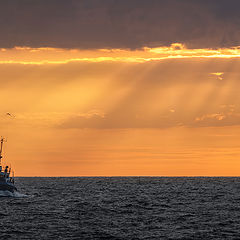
[0,190,28,198]
[1,177,240,239]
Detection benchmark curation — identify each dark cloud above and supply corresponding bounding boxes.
[1,0,240,49]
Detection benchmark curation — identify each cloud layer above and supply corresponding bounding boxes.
[3,44,240,64]
[1,0,240,49]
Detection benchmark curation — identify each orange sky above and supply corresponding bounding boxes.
[1,45,240,176]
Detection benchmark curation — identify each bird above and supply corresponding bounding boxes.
[6,112,15,118]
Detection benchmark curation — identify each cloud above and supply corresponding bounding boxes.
[1,0,240,49]
[195,113,226,122]
[210,72,224,81]
[61,105,240,129]
[194,105,240,127]
[60,111,181,129]
[2,45,240,65]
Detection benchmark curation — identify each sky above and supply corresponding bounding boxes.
[1,1,240,176]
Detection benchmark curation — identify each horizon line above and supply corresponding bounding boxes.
[14,175,240,178]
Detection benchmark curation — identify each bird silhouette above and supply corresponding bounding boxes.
[6,112,14,117]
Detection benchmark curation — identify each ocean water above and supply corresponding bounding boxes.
[1,177,240,239]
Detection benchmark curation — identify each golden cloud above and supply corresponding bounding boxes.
[1,44,240,64]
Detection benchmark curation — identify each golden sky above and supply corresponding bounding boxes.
[2,44,240,176]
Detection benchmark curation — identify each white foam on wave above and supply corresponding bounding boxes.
[0,190,28,198]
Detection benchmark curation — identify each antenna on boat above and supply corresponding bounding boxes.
[0,137,6,164]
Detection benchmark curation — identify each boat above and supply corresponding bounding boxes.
[0,137,17,193]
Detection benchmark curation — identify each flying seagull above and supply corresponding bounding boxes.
[6,112,14,117]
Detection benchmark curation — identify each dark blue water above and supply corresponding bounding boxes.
[1,177,240,239]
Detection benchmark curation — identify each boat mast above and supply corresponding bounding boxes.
[0,137,4,164]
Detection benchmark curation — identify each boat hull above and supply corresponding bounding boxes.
[0,182,17,193]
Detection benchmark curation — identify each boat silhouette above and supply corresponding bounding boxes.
[0,138,17,193]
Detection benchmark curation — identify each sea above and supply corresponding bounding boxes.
[0,177,240,239]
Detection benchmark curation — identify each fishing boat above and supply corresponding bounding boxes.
[0,137,17,193]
